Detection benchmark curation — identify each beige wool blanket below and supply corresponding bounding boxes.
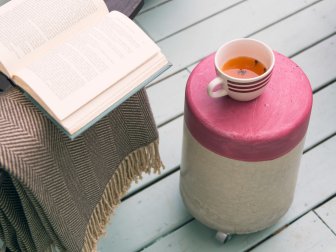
[0,87,162,252]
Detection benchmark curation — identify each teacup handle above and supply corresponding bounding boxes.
[207,77,228,98]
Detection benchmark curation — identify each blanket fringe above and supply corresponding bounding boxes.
[81,140,163,252]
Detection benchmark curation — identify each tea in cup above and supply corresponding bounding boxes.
[207,38,275,101]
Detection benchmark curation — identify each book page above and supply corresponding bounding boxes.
[63,54,168,136]
[0,0,108,76]
[14,11,161,121]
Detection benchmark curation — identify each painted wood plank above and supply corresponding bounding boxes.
[126,116,183,196]
[147,71,188,126]
[143,221,220,252]
[305,82,336,149]
[139,0,170,14]
[184,0,336,73]
[97,171,191,252]
[251,212,336,252]
[142,212,336,252]
[135,0,243,42]
[315,196,336,233]
[141,135,336,251]
[155,0,318,82]
[252,0,336,57]
[292,35,336,91]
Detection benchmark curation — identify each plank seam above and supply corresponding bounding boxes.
[313,209,336,237]
[121,166,181,201]
[157,113,184,128]
[146,68,188,88]
[289,31,336,58]
[244,211,323,251]
[304,132,336,154]
[312,194,336,213]
[312,78,336,94]
[138,0,172,15]
[244,209,336,251]
[155,0,247,43]
[245,0,324,39]
[137,218,195,252]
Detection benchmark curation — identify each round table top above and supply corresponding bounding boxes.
[185,51,313,161]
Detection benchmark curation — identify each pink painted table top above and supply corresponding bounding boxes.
[185,52,313,162]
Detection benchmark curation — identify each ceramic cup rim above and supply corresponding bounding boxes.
[214,38,275,83]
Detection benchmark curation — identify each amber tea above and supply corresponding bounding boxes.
[221,56,267,79]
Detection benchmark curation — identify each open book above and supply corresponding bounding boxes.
[0,0,169,139]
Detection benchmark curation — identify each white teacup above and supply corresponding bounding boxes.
[207,38,275,101]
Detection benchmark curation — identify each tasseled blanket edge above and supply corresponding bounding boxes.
[81,139,164,252]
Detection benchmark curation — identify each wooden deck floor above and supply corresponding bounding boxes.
[1,0,335,251]
[98,0,336,251]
